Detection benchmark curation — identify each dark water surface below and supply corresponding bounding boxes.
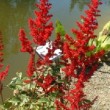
[0,0,110,99]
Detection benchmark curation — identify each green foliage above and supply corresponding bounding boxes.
[87,21,110,57]
[1,72,57,110]
[97,21,110,51]
[55,20,66,37]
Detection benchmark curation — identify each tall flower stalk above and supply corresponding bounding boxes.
[55,0,104,109]
[19,0,53,78]
[17,0,105,109]
[0,31,9,104]
[29,0,53,45]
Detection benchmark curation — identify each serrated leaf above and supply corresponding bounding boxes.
[16,72,23,79]
[9,77,18,85]
[19,94,29,106]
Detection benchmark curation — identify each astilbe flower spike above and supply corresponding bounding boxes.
[19,0,53,77]
[0,31,9,104]
[0,32,9,81]
[27,53,36,77]
[29,0,53,45]
[19,29,35,77]
[56,0,104,109]
[19,29,33,54]
[0,66,10,81]
[19,0,104,109]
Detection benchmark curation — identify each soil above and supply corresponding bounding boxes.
[84,62,110,110]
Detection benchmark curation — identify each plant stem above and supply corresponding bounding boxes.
[103,35,108,43]
[0,92,4,104]
[0,81,4,104]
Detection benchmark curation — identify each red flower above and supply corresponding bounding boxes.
[0,32,9,81]
[27,53,35,77]
[36,74,55,93]
[55,100,70,110]
[43,74,54,87]
[18,0,104,109]
[19,29,33,54]
[0,66,9,81]
[57,0,104,109]
[42,74,54,90]
[28,0,53,45]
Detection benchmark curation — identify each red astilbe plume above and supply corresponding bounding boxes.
[19,0,54,78]
[36,74,55,92]
[62,0,103,82]
[19,29,36,77]
[29,0,53,45]
[27,53,36,77]
[72,0,102,42]
[0,66,10,81]
[0,31,9,104]
[19,29,33,54]
[0,32,9,81]
[56,0,104,109]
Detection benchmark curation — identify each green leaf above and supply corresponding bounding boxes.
[8,83,16,89]
[9,77,18,85]
[19,94,29,106]
[38,97,49,103]
[50,108,55,110]
[2,101,12,109]
[55,20,66,36]
[16,72,22,79]
[102,44,110,50]
[8,73,24,90]
[9,97,21,106]
[97,21,110,51]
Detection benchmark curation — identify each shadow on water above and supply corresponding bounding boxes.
[69,0,110,12]
[70,0,90,12]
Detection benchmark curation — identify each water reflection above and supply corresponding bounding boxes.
[70,0,90,12]
[102,0,110,5]
[0,0,39,101]
[0,0,110,100]
[70,0,110,12]
[0,0,37,57]
[0,0,110,58]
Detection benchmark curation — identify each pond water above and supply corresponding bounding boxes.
[0,0,110,100]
